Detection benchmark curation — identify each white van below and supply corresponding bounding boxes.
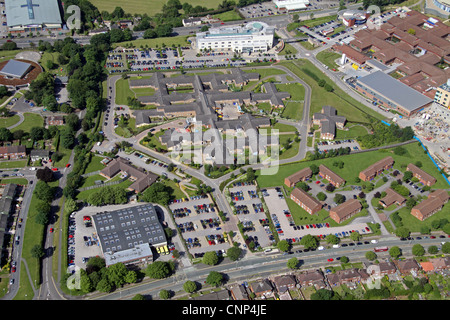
[370,239,378,244]
[332,244,340,248]
[318,246,324,250]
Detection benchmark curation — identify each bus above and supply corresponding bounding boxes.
[374,246,389,252]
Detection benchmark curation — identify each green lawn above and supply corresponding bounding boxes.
[84,155,107,174]
[113,35,190,49]
[276,83,305,121]
[0,160,27,169]
[278,43,299,56]
[335,124,370,140]
[76,179,133,202]
[257,142,449,189]
[0,177,28,185]
[0,49,24,63]
[278,60,386,123]
[213,10,242,22]
[0,115,20,128]
[90,0,222,15]
[244,68,286,79]
[11,113,44,133]
[316,50,342,70]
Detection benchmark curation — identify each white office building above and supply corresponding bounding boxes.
[196,21,275,53]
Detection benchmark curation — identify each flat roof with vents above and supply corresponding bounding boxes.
[0,60,32,79]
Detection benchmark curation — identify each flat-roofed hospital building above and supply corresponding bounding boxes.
[196,21,275,53]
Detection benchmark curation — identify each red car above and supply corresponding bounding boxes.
[327,258,334,262]
[66,163,70,168]
[11,267,16,273]
[51,168,58,171]
[49,228,54,233]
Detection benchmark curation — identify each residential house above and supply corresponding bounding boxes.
[326,268,369,287]
[394,258,421,275]
[410,189,449,221]
[329,199,362,224]
[284,167,313,188]
[290,187,322,215]
[406,163,437,186]
[379,187,406,208]
[429,257,450,272]
[229,284,249,300]
[318,164,345,187]
[272,274,297,293]
[249,279,273,297]
[359,156,394,181]
[296,270,326,289]
[46,115,64,126]
[377,261,397,276]
[30,149,50,162]
[0,145,26,160]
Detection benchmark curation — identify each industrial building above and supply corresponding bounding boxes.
[92,204,168,267]
[354,71,433,117]
[4,0,62,34]
[0,60,32,79]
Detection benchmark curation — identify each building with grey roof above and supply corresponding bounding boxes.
[5,0,62,33]
[0,60,32,79]
[313,106,346,140]
[92,203,167,267]
[354,71,433,116]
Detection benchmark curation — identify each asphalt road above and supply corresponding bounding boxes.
[90,236,449,300]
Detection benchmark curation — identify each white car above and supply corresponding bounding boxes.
[370,239,378,244]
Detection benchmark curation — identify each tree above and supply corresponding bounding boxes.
[412,244,425,256]
[311,288,335,300]
[159,289,171,299]
[325,184,335,192]
[96,278,113,293]
[389,246,402,259]
[402,171,413,182]
[205,271,223,287]
[64,197,78,215]
[146,261,171,279]
[310,164,319,175]
[287,257,299,269]
[246,168,256,182]
[317,192,327,201]
[334,193,345,204]
[36,167,54,182]
[80,273,94,293]
[443,242,450,254]
[143,29,157,39]
[0,127,12,142]
[30,126,44,141]
[107,263,128,288]
[395,226,410,239]
[325,234,340,245]
[300,234,319,249]
[31,244,45,259]
[226,246,242,261]
[202,251,219,266]
[140,182,173,205]
[183,280,197,293]
[34,181,54,202]
[350,231,361,242]
[125,270,138,284]
[365,251,377,261]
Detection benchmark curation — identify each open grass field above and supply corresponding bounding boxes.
[115,77,156,105]
[335,124,370,140]
[276,82,305,121]
[90,0,223,15]
[11,113,44,133]
[256,142,449,189]
[0,115,20,128]
[278,60,386,123]
[113,35,190,49]
[0,160,27,169]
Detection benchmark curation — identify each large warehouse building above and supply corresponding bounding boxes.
[5,0,63,34]
[354,71,433,117]
[196,21,275,53]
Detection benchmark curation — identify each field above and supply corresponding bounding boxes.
[113,35,190,48]
[0,115,20,128]
[90,0,223,15]
[276,83,305,121]
[256,142,449,189]
[11,113,44,133]
[316,50,342,70]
